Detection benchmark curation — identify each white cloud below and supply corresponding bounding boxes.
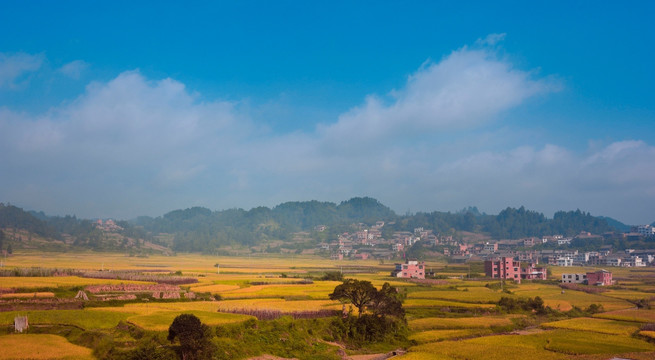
[58,60,88,79]
[319,44,559,148]
[0,52,44,89]
[0,40,653,224]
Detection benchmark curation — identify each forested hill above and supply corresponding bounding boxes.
[133,197,396,251]
[0,199,648,254]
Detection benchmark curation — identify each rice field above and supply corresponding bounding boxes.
[127,310,253,331]
[0,276,152,289]
[0,334,94,360]
[407,287,504,303]
[0,291,55,298]
[0,309,135,329]
[593,309,655,323]
[409,316,517,331]
[400,329,655,360]
[403,298,496,309]
[541,317,640,335]
[409,328,493,344]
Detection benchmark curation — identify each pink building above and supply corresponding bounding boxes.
[391,260,425,279]
[586,269,612,286]
[520,263,547,280]
[485,257,521,283]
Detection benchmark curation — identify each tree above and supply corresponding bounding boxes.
[329,279,378,317]
[168,314,215,360]
[369,282,405,318]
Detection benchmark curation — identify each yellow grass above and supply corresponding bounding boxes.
[541,317,640,335]
[0,334,94,360]
[0,292,54,298]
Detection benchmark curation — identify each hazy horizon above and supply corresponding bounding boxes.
[1,2,653,224]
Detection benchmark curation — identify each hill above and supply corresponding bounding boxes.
[0,199,628,254]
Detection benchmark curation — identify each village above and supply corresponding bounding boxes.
[318,222,655,285]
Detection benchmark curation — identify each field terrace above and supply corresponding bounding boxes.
[0,251,655,359]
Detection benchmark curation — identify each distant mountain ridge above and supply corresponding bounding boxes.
[1,199,651,254]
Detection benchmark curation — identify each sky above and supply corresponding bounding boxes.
[0,1,654,224]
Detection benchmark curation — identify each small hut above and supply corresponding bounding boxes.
[14,316,28,332]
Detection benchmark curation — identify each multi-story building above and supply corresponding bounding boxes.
[586,270,612,286]
[520,263,547,280]
[636,225,655,237]
[556,257,573,267]
[485,257,521,283]
[391,260,426,279]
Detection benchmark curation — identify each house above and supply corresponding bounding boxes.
[483,242,498,253]
[586,270,612,286]
[391,260,426,279]
[561,273,587,284]
[556,257,573,267]
[485,257,521,283]
[520,263,547,280]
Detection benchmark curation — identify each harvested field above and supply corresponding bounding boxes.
[0,334,94,360]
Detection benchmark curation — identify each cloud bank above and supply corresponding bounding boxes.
[0,40,653,223]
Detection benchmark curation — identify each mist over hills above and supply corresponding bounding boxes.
[0,198,649,254]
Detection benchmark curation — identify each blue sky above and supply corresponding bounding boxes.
[1,1,654,224]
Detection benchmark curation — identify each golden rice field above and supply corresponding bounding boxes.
[407,287,504,303]
[639,330,655,339]
[0,309,135,329]
[601,289,655,301]
[127,310,252,331]
[408,328,493,344]
[0,276,152,289]
[541,317,640,335]
[101,299,342,314]
[409,315,518,331]
[217,281,342,299]
[593,308,655,323]
[0,334,94,360]
[4,250,386,273]
[0,291,54,298]
[215,298,342,312]
[399,329,655,360]
[403,298,496,309]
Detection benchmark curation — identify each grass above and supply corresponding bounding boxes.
[400,329,655,360]
[0,309,135,329]
[403,298,496,309]
[541,317,640,335]
[0,334,94,359]
[409,316,517,331]
[407,287,503,303]
[0,276,152,289]
[409,328,493,344]
[543,330,655,354]
[594,309,655,323]
[127,310,253,331]
[0,292,55,298]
